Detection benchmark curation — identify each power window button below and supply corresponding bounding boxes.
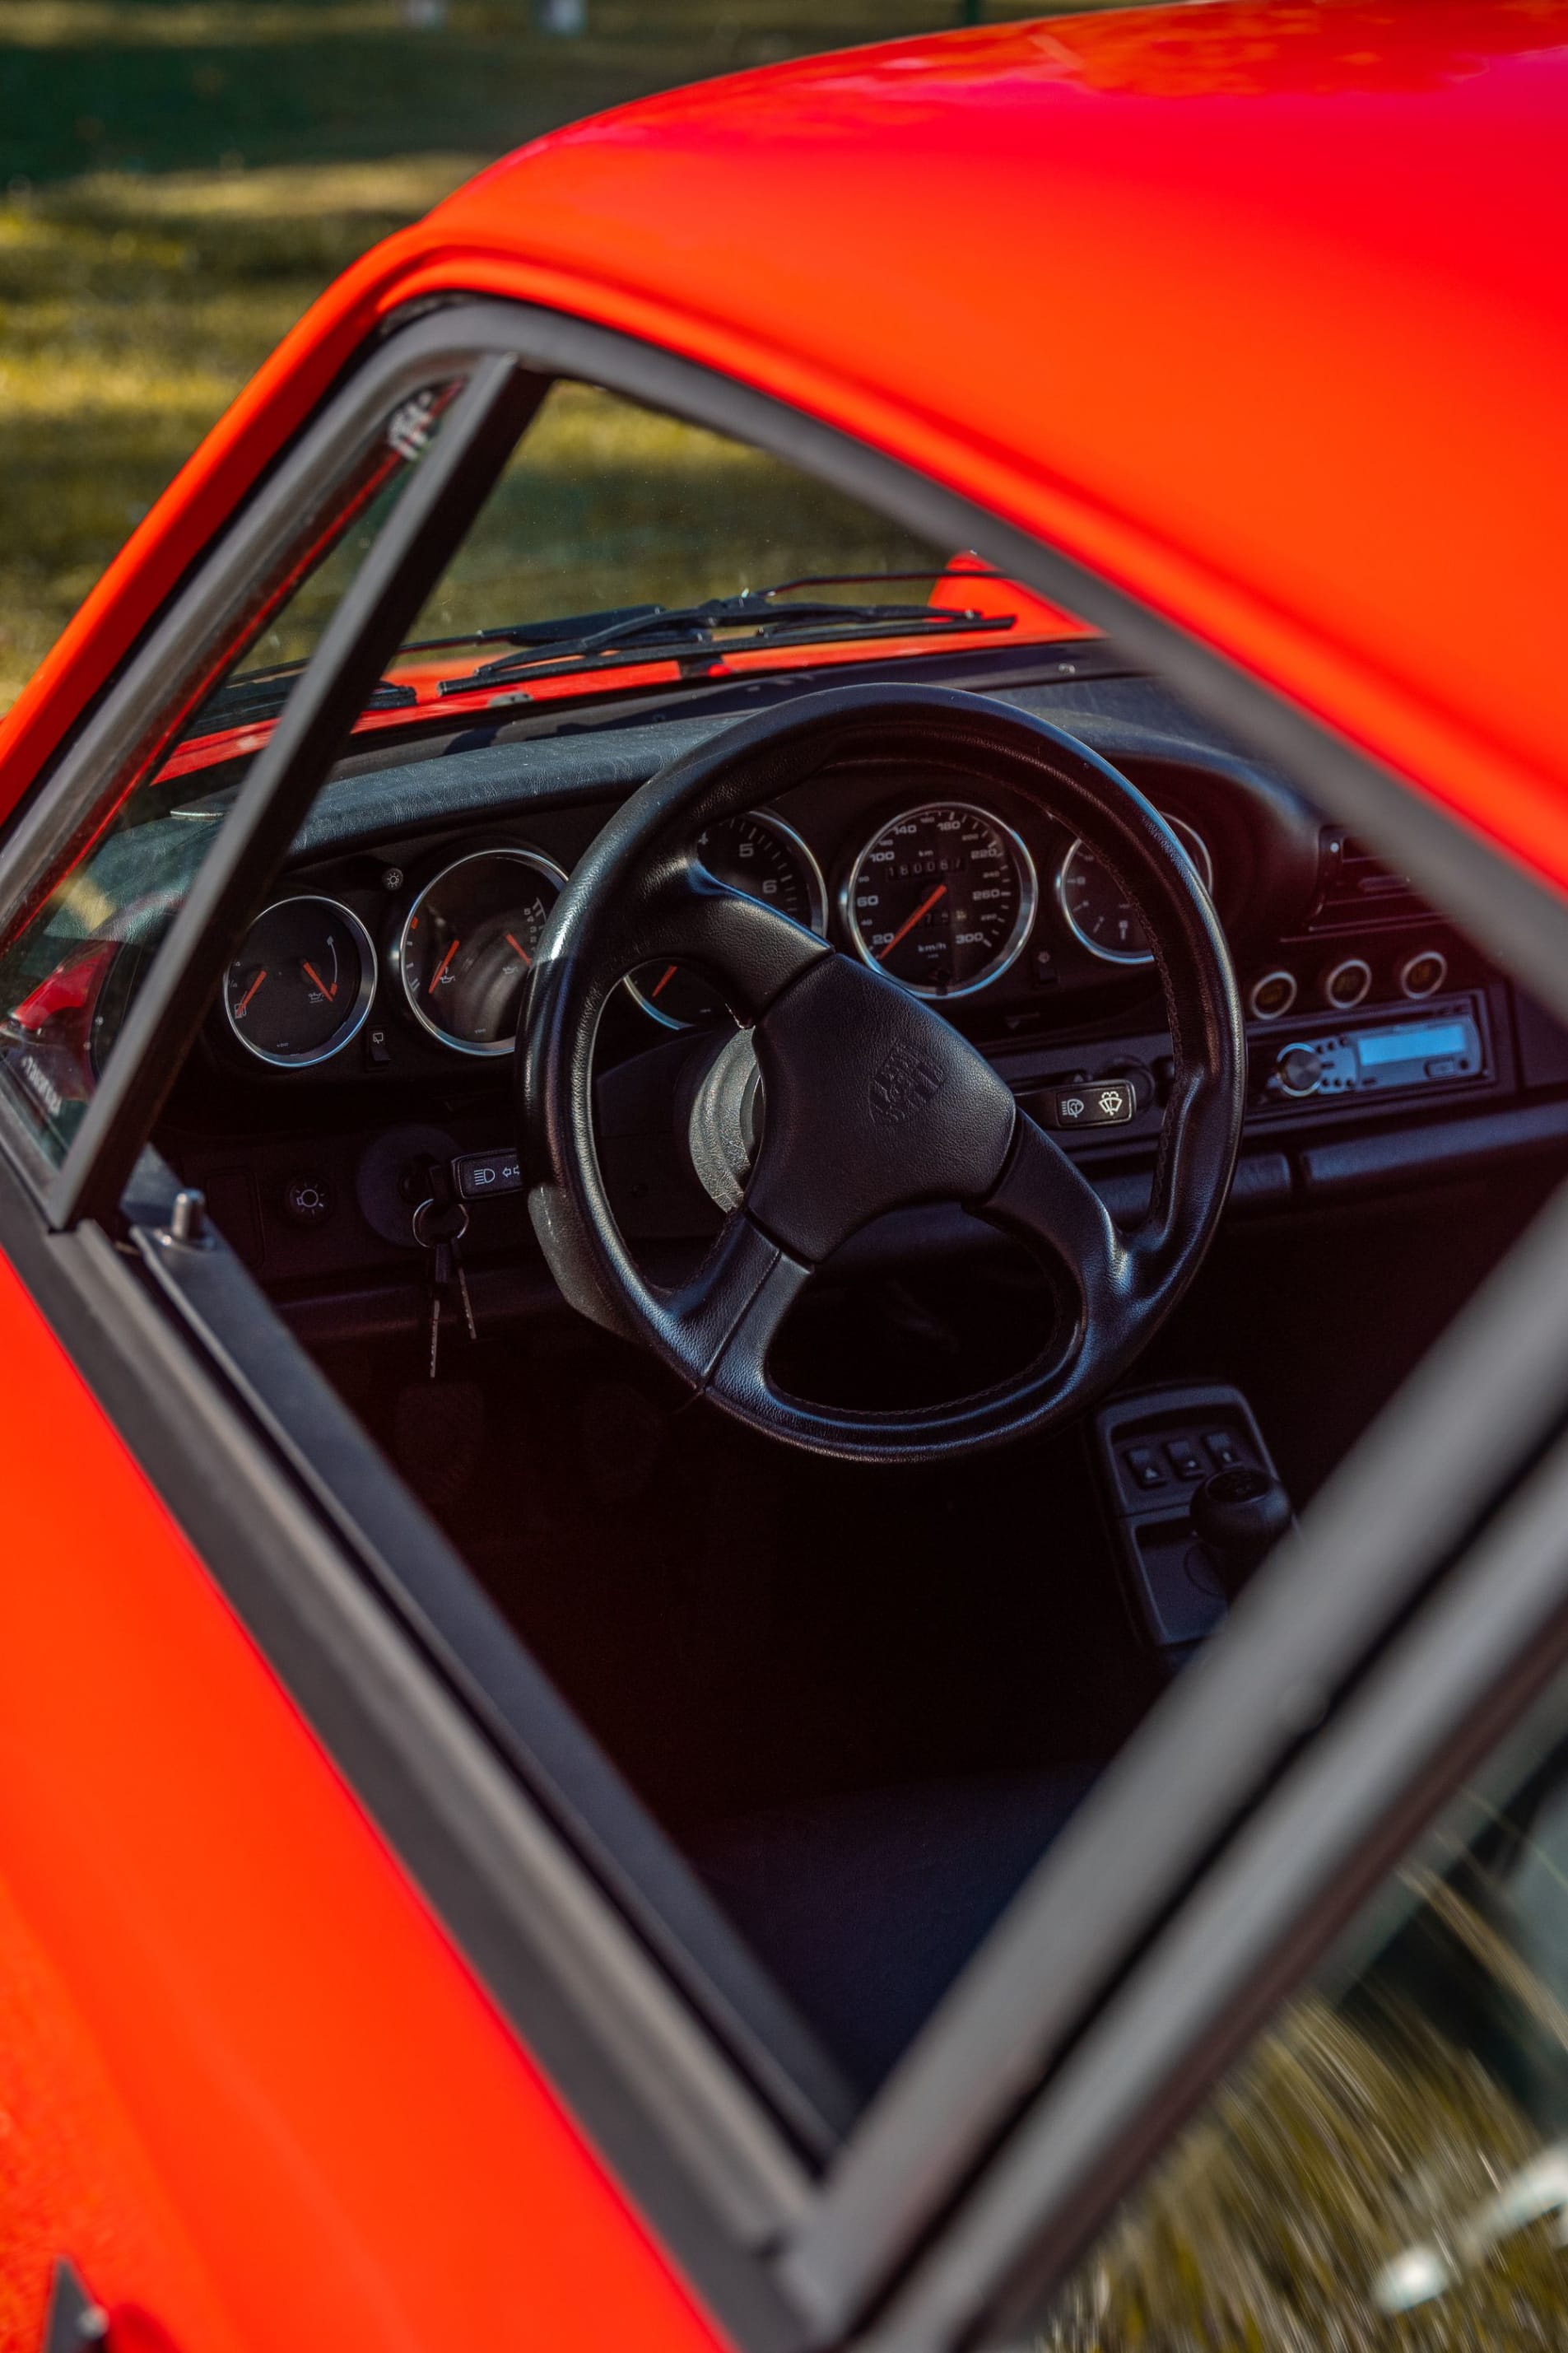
[1165,1437,1204,1480]
[1204,1430,1242,1470]
[1124,1446,1163,1491]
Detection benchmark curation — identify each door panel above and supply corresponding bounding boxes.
[0,1240,728,2353]
[0,1858,237,2352]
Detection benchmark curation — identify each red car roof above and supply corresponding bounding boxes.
[5,1,1566,894]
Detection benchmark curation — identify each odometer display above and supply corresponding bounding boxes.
[399,847,565,1054]
[224,895,377,1067]
[845,801,1035,997]
[630,809,826,1028]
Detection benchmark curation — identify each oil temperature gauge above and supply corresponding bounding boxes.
[224,895,377,1068]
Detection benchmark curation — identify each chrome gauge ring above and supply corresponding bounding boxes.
[842,799,1036,999]
[224,895,379,1069]
[1055,813,1213,966]
[628,807,827,1029]
[398,847,567,1055]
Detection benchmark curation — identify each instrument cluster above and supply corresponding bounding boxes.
[216,790,1217,1071]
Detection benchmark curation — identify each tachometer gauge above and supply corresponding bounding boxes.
[629,808,826,1029]
[224,895,377,1068]
[398,847,566,1055]
[844,801,1036,998]
[1055,816,1212,966]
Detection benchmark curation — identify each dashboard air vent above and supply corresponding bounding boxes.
[1307,827,1430,930]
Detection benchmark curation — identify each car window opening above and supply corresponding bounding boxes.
[7,359,1567,2146]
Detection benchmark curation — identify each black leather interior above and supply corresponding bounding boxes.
[520,683,1246,1460]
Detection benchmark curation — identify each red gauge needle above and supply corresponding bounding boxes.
[430,939,461,989]
[302,960,337,1001]
[650,963,679,1000]
[236,970,267,1016]
[877,882,947,960]
[505,932,533,967]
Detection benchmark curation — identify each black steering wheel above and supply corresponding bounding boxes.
[521,685,1244,1463]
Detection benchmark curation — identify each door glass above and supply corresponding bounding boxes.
[1039,1663,1568,2348]
[0,382,459,1167]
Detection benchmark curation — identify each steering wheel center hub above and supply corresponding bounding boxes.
[747,951,1017,1264]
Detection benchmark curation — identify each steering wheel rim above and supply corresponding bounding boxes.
[520,683,1244,1464]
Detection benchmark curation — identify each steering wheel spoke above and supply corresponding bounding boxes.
[979,1109,1129,1319]
[657,1209,811,1385]
[630,854,828,1018]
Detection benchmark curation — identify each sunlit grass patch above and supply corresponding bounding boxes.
[0,158,477,710]
[0,0,1123,715]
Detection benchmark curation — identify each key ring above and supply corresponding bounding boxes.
[412,1195,470,1250]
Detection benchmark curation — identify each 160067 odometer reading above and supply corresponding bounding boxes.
[844,801,1037,998]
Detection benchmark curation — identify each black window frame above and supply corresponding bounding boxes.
[2,296,1568,2351]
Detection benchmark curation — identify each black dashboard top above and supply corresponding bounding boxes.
[151,659,1568,1312]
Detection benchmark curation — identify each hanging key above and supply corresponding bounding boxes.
[412,1190,476,1379]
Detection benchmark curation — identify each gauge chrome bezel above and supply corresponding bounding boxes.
[840,799,1039,1001]
[223,892,379,1069]
[1248,967,1299,1022]
[1398,947,1448,1001]
[1324,953,1373,1011]
[1054,814,1214,967]
[397,846,568,1057]
[628,807,828,1030]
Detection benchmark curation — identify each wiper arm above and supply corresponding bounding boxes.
[430,575,1016,694]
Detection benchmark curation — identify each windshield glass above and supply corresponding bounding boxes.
[386,380,1091,706]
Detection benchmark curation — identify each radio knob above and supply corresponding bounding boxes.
[1274,1042,1325,1097]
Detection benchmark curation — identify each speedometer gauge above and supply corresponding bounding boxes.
[844,802,1035,998]
[398,847,566,1055]
[629,808,826,1028]
[1055,816,1212,966]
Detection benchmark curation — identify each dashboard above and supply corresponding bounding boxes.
[154,664,1568,1319]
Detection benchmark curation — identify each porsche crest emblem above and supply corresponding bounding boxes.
[868,1043,947,1127]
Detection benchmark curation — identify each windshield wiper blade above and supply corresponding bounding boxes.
[190,666,416,729]
[400,571,1004,664]
[434,586,1014,695]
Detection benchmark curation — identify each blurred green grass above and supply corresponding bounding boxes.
[0,0,1113,714]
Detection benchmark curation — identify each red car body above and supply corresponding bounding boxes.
[0,4,1565,2346]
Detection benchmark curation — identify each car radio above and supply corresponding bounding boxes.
[1253,995,1486,1107]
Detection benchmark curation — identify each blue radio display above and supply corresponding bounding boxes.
[1356,1021,1468,1069]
